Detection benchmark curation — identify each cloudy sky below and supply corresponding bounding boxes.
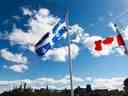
[0,0,128,93]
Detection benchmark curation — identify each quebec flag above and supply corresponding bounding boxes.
[35,18,67,56]
[52,18,67,44]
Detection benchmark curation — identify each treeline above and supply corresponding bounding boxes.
[1,78,128,96]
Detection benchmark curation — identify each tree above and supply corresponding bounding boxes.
[86,84,92,93]
[123,78,128,96]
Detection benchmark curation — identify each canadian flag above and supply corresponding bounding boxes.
[94,34,128,54]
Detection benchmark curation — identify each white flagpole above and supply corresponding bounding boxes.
[65,11,74,96]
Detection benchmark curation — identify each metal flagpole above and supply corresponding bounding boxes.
[114,24,128,54]
[65,11,74,96]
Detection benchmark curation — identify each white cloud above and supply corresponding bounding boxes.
[70,24,89,44]
[0,76,126,93]
[0,49,29,73]
[122,25,128,41]
[4,7,128,65]
[43,44,80,62]
[0,8,87,73]
[0,49,28,64]
[83,36,114,56]
[38,8,50,17]
[33,75,84,89]
[9,64,28,73]
[6,8,84,62]
[68,24,126,57]
[0,75,85,93]
[9,8,58,48]
[0,75,83,93]
[93,77,126,90]
[68,22,128,57]
[22,8,33,16]
[108,22,116,32]
[83,34,127,56]
[115,47,125,56]
[0,79,31,93]
[85,77,93,82]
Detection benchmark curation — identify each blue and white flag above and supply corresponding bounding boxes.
[52,18,67,44]
[35,18,67,56]
[35,32,51,56]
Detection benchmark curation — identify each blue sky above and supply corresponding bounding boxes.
[0,0,128,91]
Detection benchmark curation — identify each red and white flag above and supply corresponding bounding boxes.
[94,34,127,54]
[86,23,128,56]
